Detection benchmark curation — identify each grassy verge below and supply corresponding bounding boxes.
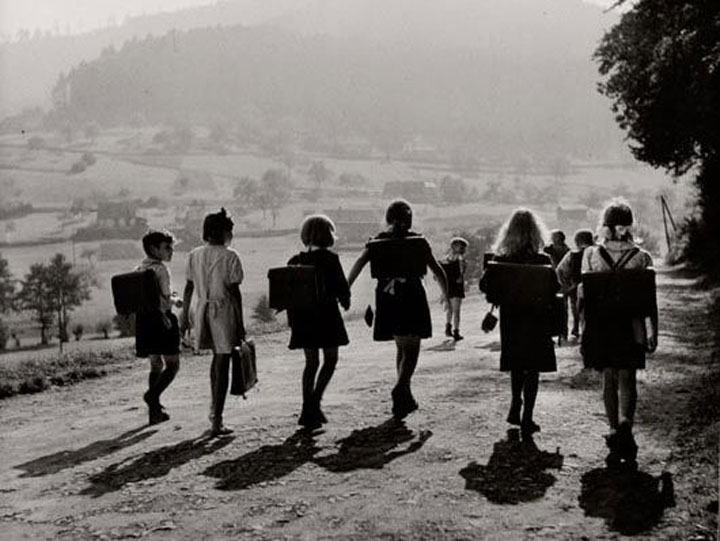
[0,347,135,400]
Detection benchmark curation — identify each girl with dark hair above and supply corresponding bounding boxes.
[181,208,246,436]
[287,214,351,429]
[479,208,558,435]
[347,199,449,419]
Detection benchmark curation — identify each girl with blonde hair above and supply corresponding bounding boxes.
[480,208,558,435]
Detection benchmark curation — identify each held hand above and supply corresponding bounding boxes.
[646,333,658,353]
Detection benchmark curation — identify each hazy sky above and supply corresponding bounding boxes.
[0,0,617,40]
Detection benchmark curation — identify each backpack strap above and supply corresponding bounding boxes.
[597,246,616,270]
[615,247,640,270]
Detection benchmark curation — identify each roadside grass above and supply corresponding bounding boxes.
[0,346,135,400]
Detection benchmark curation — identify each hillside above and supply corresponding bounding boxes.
[47,0,625,160]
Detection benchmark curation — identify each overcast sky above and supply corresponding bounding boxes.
[0,0,618,40]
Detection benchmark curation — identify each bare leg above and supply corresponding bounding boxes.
[618,369,637,426]
[451,298,462,331]
[603,368,620,431]
[569,291,580,336]
[314,347,339,402]
[395,336,420,390]
[210,353,231,431]
[146,356,163,405]
[522,371,539,425]
[302,349,320,406]
[508,370,524,425]
[153,354,180,403]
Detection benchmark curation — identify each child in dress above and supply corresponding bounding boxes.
[556,229,594,339]
[180,208,246,436]
[442,237,468,341]
[287,215,351,430]
[135,230,181,425]
[479,209,559,435]
[544,229,570,344]
[348,199,449,419]
[580,199,657,467]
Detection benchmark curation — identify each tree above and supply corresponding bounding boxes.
[233,177,259,209]
[595,0,720,272]
[0,254,14,313]
[45,254,92,343]
[0,254,13,351]
[260,169,291,228]
[18,264,54,345]
[308,161,330,187]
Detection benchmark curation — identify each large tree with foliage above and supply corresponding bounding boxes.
[0,254,14,313]
[595,0,720,272]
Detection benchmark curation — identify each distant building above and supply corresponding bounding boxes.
[97,201,141,228]
[401,136,440,162]
[323,207,381,244]
[382,181,439,204]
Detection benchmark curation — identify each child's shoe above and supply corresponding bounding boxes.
[605,432,622,468]
[452,329,464,341]
[445,323,453,338]
[617,422,638,468]
[520,419,540,436]
[391,387,419,419]
[148,407,170,426]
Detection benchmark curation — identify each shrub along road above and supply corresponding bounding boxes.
[0,268,717,540]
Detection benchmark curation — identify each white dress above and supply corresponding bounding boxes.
[185,244,245,354]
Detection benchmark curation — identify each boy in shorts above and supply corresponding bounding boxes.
[136,230,181,425]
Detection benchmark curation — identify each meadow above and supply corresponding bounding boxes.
[0,127,684,348]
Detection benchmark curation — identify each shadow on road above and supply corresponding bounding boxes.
[314,418,432,472]
[459,429,563,504]
[14,426,157,478]
[578,467,675,536]
[80,433,235,497]
[203,429,320,490]
[425,339,457,352]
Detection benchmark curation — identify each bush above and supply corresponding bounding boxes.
[0,319,8,351]
[252,294,276,323]
[97,318,114,339]
[72,323,84,341]
[68,160,87,175]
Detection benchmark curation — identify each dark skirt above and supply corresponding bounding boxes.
[373,278,432,341]
[498,304,557,372]
[288,303,349,350]
[581,316,646,370]
[135,311,180,358]
[443,260,465,299]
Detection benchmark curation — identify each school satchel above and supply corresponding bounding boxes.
[267,265,327,310]
[111,269,160,315]
[582,247,657,321]
[367,236,430,279]
[230,339,257,398]
[482,262,557,306]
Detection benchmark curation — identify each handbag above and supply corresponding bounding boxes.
[230,339,257,398]
[481,305,498,333]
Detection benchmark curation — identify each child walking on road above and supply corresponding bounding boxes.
[181,208,246,436]
[135,230,181,425]
[580,199,657,467]
[286,215,351,430]
[556,229,594,340]
[480,209,559,435]
[441,237,468,341]
[348,199,449,419]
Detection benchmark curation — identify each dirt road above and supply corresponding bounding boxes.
[0,268,717,540]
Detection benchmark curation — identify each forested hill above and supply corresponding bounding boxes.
[50,0,622,159]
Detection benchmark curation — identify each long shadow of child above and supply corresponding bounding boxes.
[578,467,675,536]
[203,429,321,490]
[314,418,432,472]
[459,428,563,504]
